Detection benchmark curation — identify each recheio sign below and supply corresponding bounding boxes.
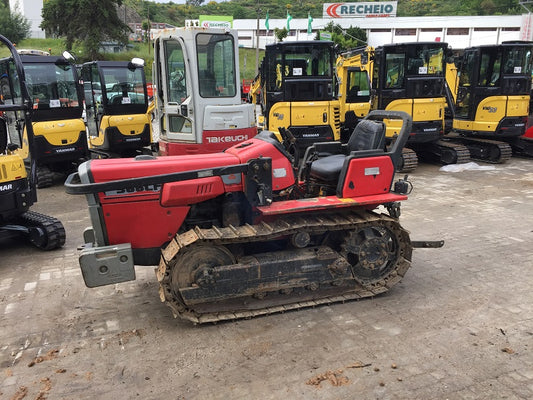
[199,15,233,29]
[323,2,397,18]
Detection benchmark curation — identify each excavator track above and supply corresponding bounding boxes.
[399,148,418,172]
[510,135,533,157]
[36,166,54,189]
[157,210,412,324]
[18,211,66,250]
[446,135,512,164]
[413,140,470,165]
[435,140,471,164]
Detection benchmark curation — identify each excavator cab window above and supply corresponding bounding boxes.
[500,45,533,94]
[478,50,501,87]
[0,56,24,148]
[22,59,82,122]
[102,67,145,107]
[196,33,236,98]
[81,64,101,137]
[346,68,370,103]
[164,40,187,104]
[384,53,404,88]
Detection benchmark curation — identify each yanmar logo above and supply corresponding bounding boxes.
[324,2,397,18]
[55,147,76,153]
[0,183,13,192]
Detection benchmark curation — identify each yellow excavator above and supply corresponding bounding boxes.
[81,59,154,158]
[251,40,341,158]
[444,41,533,162]
[0,35,65,249]
[0,51,88,188]
[337,42,470,171]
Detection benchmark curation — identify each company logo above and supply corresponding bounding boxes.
[206,135,248,144]
[104,184,161,197]
[55,147,76,153]
[0,183,13,192]
[482,106,497,113]
[324,2,397,18]
[201,21,232,29]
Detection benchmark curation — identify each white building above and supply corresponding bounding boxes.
[232,14,531,50]
[9,0,45,39]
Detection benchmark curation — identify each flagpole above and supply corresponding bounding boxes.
[255,2,260,75]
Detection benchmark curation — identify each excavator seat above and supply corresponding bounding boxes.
[309,119,386,182]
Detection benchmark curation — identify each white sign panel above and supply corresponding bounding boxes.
[323,2,397,18]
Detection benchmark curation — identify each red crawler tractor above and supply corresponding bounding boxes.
[66,110,442,323]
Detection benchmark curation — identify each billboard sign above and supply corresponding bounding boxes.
[323,2,397,18]
[199,15,233,29]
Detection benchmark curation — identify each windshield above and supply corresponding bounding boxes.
[383,44,446,89]
[196,33,236,98]
[101,66,146,106]
[502,45,533,76]
[24,62,80,109]
[407,45,445,76]
[283,44,333,77]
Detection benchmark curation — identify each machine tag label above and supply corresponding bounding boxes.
[273,168,287,178]
[365,167,380,176]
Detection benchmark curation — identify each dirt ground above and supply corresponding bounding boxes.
[1,158,532,399]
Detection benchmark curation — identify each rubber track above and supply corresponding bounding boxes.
[455,137,512,164]
[156,210,412,324]
[399,148,418,173]
[19,211,66,250]
[36,166,54,189]
[511,136,533,157]
[436,140,471,164]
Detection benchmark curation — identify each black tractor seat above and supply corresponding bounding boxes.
[309,119,386,182]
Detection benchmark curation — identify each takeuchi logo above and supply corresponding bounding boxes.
[325,2,396,18]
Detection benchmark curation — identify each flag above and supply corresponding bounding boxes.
[286,11,292,31]
[265,10,270,31]
[307,12,313,35]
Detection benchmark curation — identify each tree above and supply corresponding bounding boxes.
[322,22,367,51]
[0,3,30,44]
[41,0,130,60]
[274,27,288,42]
[142,19,150,42]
